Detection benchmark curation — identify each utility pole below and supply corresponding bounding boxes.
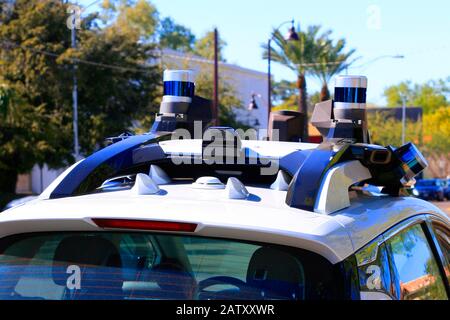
[401,95,406,145]
[267,38,272,127]
[213,28,219,126]
[71,18,80,160]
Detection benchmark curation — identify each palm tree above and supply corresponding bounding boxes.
[263,25,330,139]
[311,37,356,101]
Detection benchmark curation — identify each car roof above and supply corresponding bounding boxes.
[2,138,448,264]
[2,181,448,264]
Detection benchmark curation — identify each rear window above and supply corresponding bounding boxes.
[0,232,339,300]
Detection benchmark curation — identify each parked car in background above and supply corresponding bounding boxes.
[444,179,450,200]
[415,179,446,201]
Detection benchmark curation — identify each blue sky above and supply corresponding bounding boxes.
[81,0,450,105]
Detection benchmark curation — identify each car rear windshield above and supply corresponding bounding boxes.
[0,232,341,300]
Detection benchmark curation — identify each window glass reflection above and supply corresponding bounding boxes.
[434,226,450,284]
[387,224,447,300]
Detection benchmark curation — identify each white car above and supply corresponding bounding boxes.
[0,136,448,301]
[0,73,448,300]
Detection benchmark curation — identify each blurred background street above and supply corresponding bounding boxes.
[434,202,450,216]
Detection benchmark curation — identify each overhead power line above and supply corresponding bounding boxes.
[84,0,103,10]
[0,40,154,74]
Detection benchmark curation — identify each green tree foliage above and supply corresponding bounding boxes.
[263,25,356,138]
[0,0,76,192]
[311,35,356,101]
[368,108,449,153]
[59,26,160,151]
[383,78,449,114]
[0,84,69,192]
[422,107,449,177]
[186,67,249,129]
[367,112,422,147]
[423,107,450,154]
[272,80,297,104]
[158,17,196,52]
[264,25,356,108]
[100,0,158,40]
[194,30,227,62]
[0,86,12,119]
[272,87,320,116]
[161,31,249,129]
[368,106,449,177]
[262,25,327,116]
[378,79,449,176]
[0,0,160,192]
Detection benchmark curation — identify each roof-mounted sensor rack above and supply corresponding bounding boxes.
[286,75,428,214]
[44,71,428,217]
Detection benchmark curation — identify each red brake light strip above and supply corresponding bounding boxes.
[92,218,197,232]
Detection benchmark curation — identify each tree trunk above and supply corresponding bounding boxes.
[297,74,308,141]
[320,83,330,102]
[0,169,18,193]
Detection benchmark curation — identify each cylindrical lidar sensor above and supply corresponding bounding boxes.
[160,70,195,115]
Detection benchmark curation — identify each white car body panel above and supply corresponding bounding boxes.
[1,185,352,264]
[1,139,448,268]
[2,181,448,264]
[331,196,449,252]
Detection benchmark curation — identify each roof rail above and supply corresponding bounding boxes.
[49,133,169,199]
